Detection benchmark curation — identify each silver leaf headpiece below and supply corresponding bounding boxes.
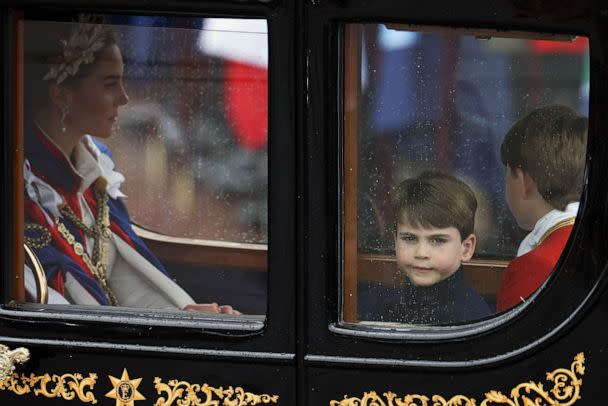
[43,15,111,85]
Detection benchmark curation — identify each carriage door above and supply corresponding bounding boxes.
[0,1,296,404]
[301,0,608,404]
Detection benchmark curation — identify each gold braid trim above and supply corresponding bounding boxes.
[55,219,118,305]
[24,223,52,249]
[54,187,117,305]
[537,217,576,246]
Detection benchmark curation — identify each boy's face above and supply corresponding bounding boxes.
[394,220,476,287]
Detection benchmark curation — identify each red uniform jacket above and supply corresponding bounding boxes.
[496,224,573,312]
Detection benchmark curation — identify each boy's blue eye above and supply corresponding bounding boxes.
[430,237,447,245]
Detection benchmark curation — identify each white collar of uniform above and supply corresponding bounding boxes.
[72,135,126,199]
[517,202,579,257]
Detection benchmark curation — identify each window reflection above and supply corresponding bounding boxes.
[344,24,589,325]
[109,17,268,244]
[22,15,267,316]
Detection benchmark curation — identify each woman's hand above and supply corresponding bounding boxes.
[183,303,241,315]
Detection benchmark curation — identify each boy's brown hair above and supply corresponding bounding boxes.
[393,171,477,240]
[500,105,587,211]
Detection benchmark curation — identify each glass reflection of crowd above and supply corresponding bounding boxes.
[357,26,589,260]
[355,26,589,322]
[105,16,268,244]
[95,17,269,313]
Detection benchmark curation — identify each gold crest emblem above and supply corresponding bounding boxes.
[106,369,145,406]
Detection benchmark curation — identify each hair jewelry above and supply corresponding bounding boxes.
[43,15,110,84]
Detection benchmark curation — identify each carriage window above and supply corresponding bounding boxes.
[343,24,589,326]
[21,15,268,317]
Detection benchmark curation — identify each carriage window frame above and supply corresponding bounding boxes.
[2,12,275,333]
[334,23,591,340]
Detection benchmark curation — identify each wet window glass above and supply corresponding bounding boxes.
[21,15,267,317]
[343,24,589,326]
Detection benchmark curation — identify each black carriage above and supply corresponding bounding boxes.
[0,0,606,404]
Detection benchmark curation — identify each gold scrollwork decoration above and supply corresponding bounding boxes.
[330,352,585,406]
[0,344,30,380]
[153,377,279,406]
[0,372,34,396]
[0,372,98,403]
[479,352,585,406]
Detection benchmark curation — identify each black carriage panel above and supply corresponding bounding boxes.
[301,0,608,402]
[0,0,296,404]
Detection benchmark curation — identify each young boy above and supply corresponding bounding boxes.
[358,171,491,324]
[496,105,587,311]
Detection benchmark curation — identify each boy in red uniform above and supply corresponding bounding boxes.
[496,105,587,311]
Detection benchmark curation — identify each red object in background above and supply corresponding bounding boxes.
[223,60,269,151]
[531,36,588,55]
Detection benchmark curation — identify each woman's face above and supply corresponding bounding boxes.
[65,44,129,139]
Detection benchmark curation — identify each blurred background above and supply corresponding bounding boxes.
[352,24,589,259]
[106,16,268,245]
[102,16,269,314]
